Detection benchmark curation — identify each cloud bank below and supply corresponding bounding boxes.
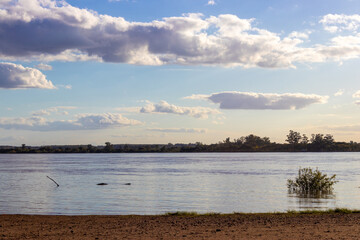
[0,113,141,131]
[1,1,360,67]
[186,92,328,110]
[0,62,55,89]
[140,100,220,118]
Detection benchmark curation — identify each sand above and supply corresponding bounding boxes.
[1,213,360,239]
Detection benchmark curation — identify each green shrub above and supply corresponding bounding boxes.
[287,167,337,195]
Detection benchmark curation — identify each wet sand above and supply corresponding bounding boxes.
[1,213,360,239]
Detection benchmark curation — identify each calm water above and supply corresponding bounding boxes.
[0,152,359,215]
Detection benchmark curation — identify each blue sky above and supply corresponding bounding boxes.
[1,0,360,145]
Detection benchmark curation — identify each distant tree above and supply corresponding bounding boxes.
[87,144,94,152]
[311,134,324,144]
[224,137,231,144]
[301,134,309,145]
[324,134,334,144]
[235,137,245,145]
[104,142,113,152]
[309,133,335,151]
[262,137,270,144]
[243,134,270,149]
[286,130,302,145]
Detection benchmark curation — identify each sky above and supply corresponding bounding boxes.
[1,0,360,146]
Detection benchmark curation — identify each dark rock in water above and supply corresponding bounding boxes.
[124,183,131,185]
[97,183,108,185]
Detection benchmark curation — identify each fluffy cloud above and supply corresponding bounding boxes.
[0,113,141,131]
[0,62,55,89]
[320,14,360,33]
[207,0,215,5]
[147,128,207,133]
[1,1,360,67]
[352,90,360,98]
[35,63,53,70]
[334,89,344,96]
[140,100,221,118]
[185,91,328,110]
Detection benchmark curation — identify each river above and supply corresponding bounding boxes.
[0,152,359,215]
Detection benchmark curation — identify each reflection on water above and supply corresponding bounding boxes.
[0,152,360,215]
[287,192,336,210]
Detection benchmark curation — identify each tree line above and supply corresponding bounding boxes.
[1,130,360,153]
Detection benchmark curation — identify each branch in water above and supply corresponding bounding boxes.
[47,176,59,187]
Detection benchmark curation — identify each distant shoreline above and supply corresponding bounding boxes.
[1,150,360,154]
[2,131,360,153]
[1,210,360,239]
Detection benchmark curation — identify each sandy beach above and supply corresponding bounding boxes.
[1,212,360,239]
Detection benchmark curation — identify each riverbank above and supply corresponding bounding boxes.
[1,211,360,239]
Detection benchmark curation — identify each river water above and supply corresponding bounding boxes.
[0,152,359,215]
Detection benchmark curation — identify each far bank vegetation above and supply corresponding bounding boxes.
[1,130,360,153]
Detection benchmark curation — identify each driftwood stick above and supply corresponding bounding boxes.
[47,176,59,187]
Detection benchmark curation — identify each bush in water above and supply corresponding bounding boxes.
[287,167,337,195]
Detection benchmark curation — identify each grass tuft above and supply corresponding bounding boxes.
[165,211,199,216]
[165,211,222,216]
[287,208,360,214]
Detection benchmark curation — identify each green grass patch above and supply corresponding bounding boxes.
[165,211,222,216]
[287,208,360,214]
[164,208,360,217]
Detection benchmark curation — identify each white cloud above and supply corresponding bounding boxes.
[0,62,55,89]
[352,90,360,98]
[186,91,328,110]
[1,1,360,68]
[0,113,141,131]
[35,63,52,70]
[288,31,310,39]
[320,14,360,33]
[140,100,221,118]
[32,109,51,116]
[353,91,360,105]
[32,106,77,116]
[147,128,207,133]
[55,84,72,89]
[207,0,215,5]
[76,113,141,129]
[334,89,344,96]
